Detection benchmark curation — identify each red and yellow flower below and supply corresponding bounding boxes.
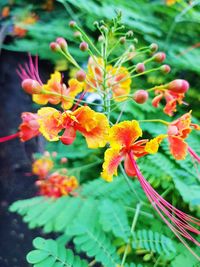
[32,156,54,179]
[19,112,40,142]
[167,112,200,160]
[37,105,110,148]
[85,57,131,101]
[33,71,83,110]
[152,89,185,116]
[101,121,165,181]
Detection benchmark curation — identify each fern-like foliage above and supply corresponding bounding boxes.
[99,199,131,241]
[26,237,89,267]
[132,230,176,256]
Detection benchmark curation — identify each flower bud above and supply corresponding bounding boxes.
[56,37,68,51]
[150,43,158,52]
[167,125,178,136]
[98,35,104,42]
[167,79,189,93]
[79,42,88,51]
[133,90,149,104]
[153,52,166,63]
[60,127,76,145]
[50,42,60,52]
[119,37,126,44]
[61,157,68,164]
[74,31,82,38]
[22,79,42,94]
[69,20,76,28]
[135,63,145,73]
[52,151,57,157]
[93,21,99,27]
[44,151,50,157]
[160,64,171,74]
[76,70,86,82]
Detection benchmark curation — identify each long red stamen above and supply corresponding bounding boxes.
[72,91,87,111]
[128,152,200,260]
[0,132,19,143]
[188,146,200,164]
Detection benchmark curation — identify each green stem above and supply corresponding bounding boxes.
[120,203,142,267]
[139,119,169,126]
[125,206,154,219]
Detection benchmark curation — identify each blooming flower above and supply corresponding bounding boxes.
[85,57,131,101]
[17,56,83,110]
[32,156,54,179]
[37,105,110,148]
[19,112,40,142]
[36,172,78,198]
[152,89,185,116]
[101,120,165,181]
[167,112,200,161]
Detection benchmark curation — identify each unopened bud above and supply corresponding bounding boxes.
[133,90,149,104]
[22,79,42,94]
[79,42,88,51]
[98,35,104,42]
[50,42,60,52]
[44,151,50,157]
[136,63,145,73]
[133,38,138,44]
[119,37,126,45]
[93,21,99,27]
[150,43,158,52]
[153,52,166,63]
[100,25,108,33]
[74,31,81,38]
[61,157,68,164]
[167,79,189,93]
[160,64,171,74]
[52,151,57,157]
[76,70,86,82]
[56,37,68,51]
[69,20,76,28]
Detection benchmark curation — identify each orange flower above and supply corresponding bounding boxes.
[33,71,83,109]
[37,106,110,148]
[167,112,199,160]
[32,157,54,179]
[101,121,165,181]
[85,57,131,101]
[36,172,78,198]
[19,112,40,142]
[1,6,10,18]
[152,89,185,116]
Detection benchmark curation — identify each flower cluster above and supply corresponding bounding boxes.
[1,16,200,259]
[32,155,78,198]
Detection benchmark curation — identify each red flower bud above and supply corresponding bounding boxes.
[76,70,86,82]
[167,79,189,93]
[153,52,166,63]
[56,37,68,51]
[52,151,57,157]
[150,43,158,52]
[50,42,60,52]
[133,90,149,104]
[22,79,42,94]
[135,63,145,73]
[60,127,76,145]
[79,42,88,51]
[69,20,76,28]
[74,31,81,38]
[61,157,68,164]
[160,64,171,74]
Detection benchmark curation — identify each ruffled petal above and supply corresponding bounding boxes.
[168,135,188,160]
[124,154,137,177]
[145,134,167,154]
[37,107,63,141]
[101,146,123,182]
[109,120,142,149]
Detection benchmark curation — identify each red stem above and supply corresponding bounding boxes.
[188,146,200,164]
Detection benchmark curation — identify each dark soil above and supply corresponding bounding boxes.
[0,50,52,267]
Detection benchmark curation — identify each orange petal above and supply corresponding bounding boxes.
[101,147,122,182]
[32,157,54,178]
[168,136,188,160]
[73,106,110,148]
[152,94,163,108]
[124,154,137,177]
[37,107,63,141]
[109,120,142,149]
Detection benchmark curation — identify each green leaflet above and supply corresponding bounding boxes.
[27,237,88,267]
